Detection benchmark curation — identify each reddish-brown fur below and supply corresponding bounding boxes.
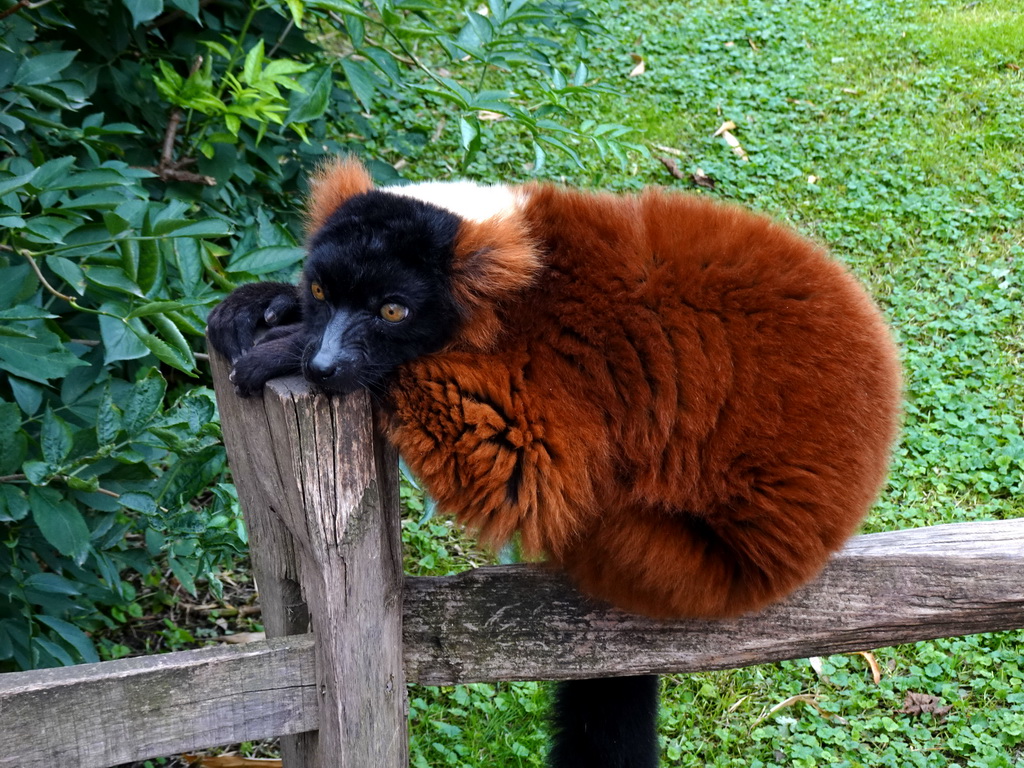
[313,165,902,620]
[306,157,374,234]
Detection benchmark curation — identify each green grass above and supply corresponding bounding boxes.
[402,0,1024,765]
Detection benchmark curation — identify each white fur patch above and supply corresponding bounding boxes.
[383,180,521,223]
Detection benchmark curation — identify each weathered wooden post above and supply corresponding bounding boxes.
[210,352,407,768]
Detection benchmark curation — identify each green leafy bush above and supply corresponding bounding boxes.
[0,0,630,671]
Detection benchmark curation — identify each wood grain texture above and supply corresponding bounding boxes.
[2,520,1021,767]
[210,351,316,765]
[210,351,408,768]
[404,518,1024,684]
[0,636,316,768]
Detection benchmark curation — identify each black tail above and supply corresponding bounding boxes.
[548,675,660,768]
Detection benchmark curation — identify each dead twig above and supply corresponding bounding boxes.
[657,155,686,180]
[145,59,217,185]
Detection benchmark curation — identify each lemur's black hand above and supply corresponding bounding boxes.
[207,281,301,362]
[228,323,309,397]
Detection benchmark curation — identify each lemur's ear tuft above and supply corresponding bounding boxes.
[306,157,374,235]
[450,211,541,350]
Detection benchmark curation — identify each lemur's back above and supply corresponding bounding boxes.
[447,183,903,617]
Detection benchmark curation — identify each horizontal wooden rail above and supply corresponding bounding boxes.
[0,635,317,768]
[2,518,1022,767]
[405,518,1024,684]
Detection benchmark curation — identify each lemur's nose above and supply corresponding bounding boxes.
[306,353,338,383]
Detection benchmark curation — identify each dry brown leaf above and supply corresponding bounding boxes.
[808,656,825,677]
[720,131,749,161]
[657,156,686,180]
[901,692,952,720]
[748,39,759,51]
[856,651,882,684]
[628,53,646,77]
[1007,62,1020,71]
[712,120,737,137]
[691,168,715,189]
[219,631,266,644]
[183,756,282,767]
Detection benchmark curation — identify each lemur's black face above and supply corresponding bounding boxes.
[301,191,463,395]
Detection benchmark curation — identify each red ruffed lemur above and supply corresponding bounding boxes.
[207,158,902,768]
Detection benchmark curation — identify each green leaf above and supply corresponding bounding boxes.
[0,485,30,522]
[99,313,149,364]
[242,40,265,85]
[147,312,196,369]
[169,553,197,594]
[96,385,121,444]
[287,66,333,124]
[533,140,547,172]
[84,264,145,296]
[122,370,167,435]
[226,245,304,275]
[460,115,479,152]
[34,636,76,667]
[171,238,204,294]
[130,323,195,372]
[10,377,43,417]
[34,615,100,664]
[13,52,77,87]
[340,58,376,112]
[50,169,130,191]
[0,332,88,383]
[0,169,39,197]
[137,239,163,295]
[145,527,165,555]
[0,401,20,437]
[0,115,24,133]
[45,256,87,296]
[118,491,157,514]
[22,460,51,485]
[30,156,76,190]
[0,428,25,476]
[24,572,82,596]
[40,409,74,467]
[29,487,91,565]
[126,298,212,319]
[573,61,588,87]
[65,475,100,492]
[538,134,582,166]
[159,219,232,238]
[0,307,58,321]
[285,0,304,26]
[152,217,203,236]
[168,0,199,20]
[308,0,373,18]
[488,0,507,25]
[122,0,164,27]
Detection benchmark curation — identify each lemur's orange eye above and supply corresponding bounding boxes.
[380,303,409,323]
[310,282,325,300]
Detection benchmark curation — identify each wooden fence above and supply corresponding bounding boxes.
[2,355,1023,768]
